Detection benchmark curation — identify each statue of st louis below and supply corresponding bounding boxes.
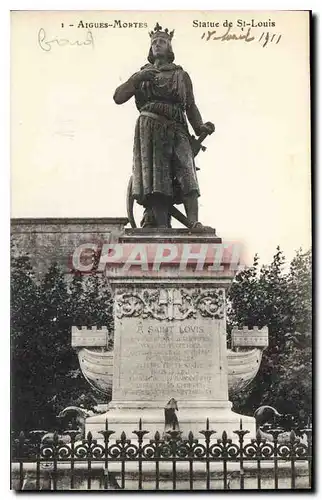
[113,22,215,230]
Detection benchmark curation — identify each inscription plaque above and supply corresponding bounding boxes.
[113,317,228,401]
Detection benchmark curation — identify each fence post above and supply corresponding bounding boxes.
[166,422,182,490]
[255,429,263,490]
[151,431,161,490]
[99,419,115,490]
[18,431,25,491]
[52,431,59,491]
[199,419,216,490]
[233,419,249,490]
[29,430,48,490]
[116,431,131,489]
[271,428,283,489]
[86,431,94,490]
[68,431,78,490]
[132,418,149,490]
[306,422,312,489]
[187,431,197,490]
[289,430,299,489]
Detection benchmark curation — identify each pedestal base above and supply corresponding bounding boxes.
[85,229,256,444]
[86,401,256,440]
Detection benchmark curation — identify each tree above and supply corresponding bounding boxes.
[277,249,312,419]
[228,247,312,422]
[11,248,41,431]
[33,262,79,428]
[11,254,114,433]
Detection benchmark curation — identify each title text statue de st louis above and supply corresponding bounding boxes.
[113,22,215,231]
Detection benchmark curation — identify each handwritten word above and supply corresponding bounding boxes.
[258,32,282,48]
[38,28,94,52]
[201,26,255,42]
[201,25,282,48]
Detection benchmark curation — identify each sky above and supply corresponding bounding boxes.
[11,10,311,266]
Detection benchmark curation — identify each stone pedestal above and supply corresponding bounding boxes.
[86,229,255,439]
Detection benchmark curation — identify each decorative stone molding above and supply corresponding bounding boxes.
[231,326,269,349]
[115,288,225,321]
[71,326,109,347]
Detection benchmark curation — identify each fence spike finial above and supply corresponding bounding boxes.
[240,418,243,430]
[206,418,209,430]
[256,428,262,442]
[290,429,296,443]
[188,430,194,441]
[139,418,142,430]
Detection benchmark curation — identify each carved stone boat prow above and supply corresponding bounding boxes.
[73,325,269,402]
[78,348,113,396]
[77,346,264,401]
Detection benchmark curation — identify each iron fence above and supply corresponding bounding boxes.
[11,419,312,491]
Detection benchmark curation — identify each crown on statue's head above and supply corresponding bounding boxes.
[149,22,175,42]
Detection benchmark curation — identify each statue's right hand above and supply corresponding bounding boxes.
[133,68,160,85]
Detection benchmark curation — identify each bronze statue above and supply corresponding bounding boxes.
[113,23,215,230]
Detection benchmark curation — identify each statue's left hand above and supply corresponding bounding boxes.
[198,122,215,136]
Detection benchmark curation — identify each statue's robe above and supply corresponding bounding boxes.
[132,63,200,206]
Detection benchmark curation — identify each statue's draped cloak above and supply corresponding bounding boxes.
[132,63,200,205]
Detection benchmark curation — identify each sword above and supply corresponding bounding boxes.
[170,205,194,228]
[171,126,215,227]
[190,122,215,159]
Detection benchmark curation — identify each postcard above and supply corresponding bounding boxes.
[11,10,312,491]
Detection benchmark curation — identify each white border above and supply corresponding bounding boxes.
[2,1,319,497]
[2,1,319,10]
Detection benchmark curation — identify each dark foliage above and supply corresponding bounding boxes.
[228,247,312,421]
[11,249,113,433]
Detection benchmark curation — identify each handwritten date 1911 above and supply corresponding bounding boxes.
[38,28,94,51]
[201,26,282,48]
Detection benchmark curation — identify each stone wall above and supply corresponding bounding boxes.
[11,217,129,279]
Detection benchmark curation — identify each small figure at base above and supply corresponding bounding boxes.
[164,398,180,438]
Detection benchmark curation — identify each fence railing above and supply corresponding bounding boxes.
[11,419,312,491]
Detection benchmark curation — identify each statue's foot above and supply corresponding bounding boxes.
[190,221,215,233]
[141,221,156,228]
